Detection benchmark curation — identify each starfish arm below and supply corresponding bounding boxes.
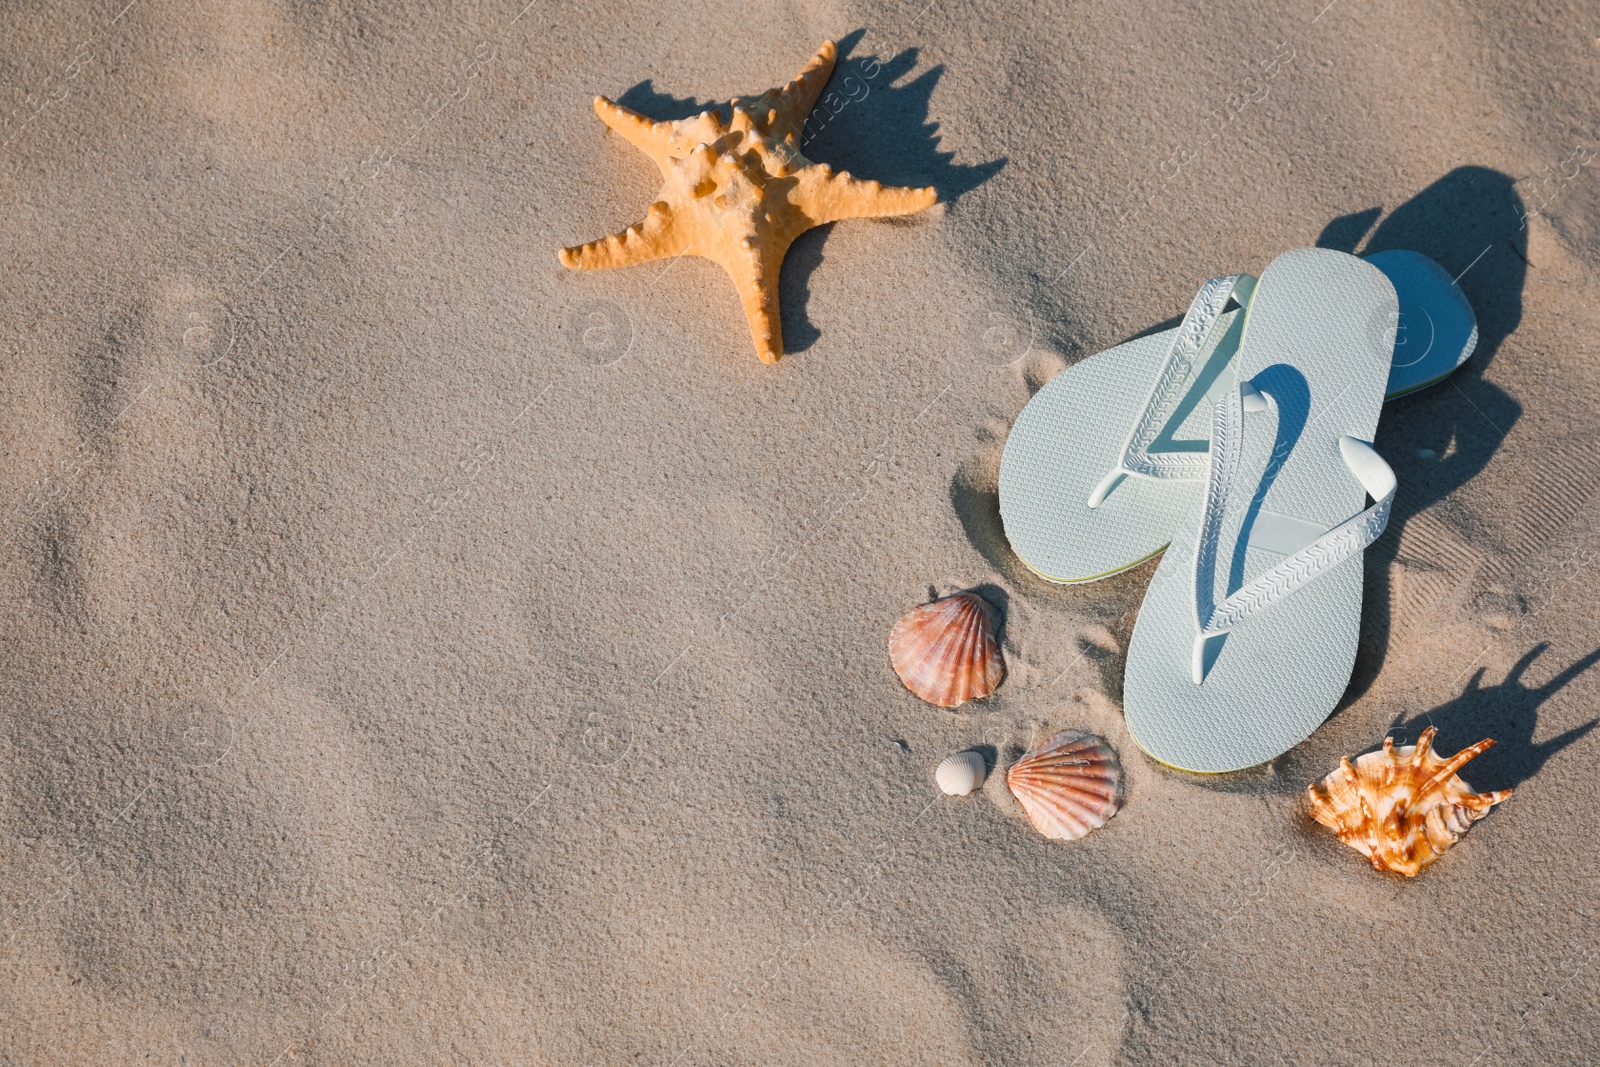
[769,41,837,134]
[593,96,678,160]
[559,202,687,270]
[799,167,938,225]
[724,240,788,364]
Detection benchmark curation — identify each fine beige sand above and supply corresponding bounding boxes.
[4,1,1600,1063]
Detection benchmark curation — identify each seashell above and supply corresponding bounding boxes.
[1306,727,1512,877]
[935,750,987,796]
[888,592,1006,708]
[1006,730,1123,841]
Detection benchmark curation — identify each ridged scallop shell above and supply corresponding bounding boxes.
[1006,730,1123,841]
[935,750,987,796]
[888,592,1005,708]
[1306,727,1512,877]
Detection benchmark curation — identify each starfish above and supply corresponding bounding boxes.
[558,41,938,364]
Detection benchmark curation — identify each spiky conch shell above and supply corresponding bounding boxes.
[888,592,1005,708]
[1306,727,1512,877]
[1006,730,1123,841]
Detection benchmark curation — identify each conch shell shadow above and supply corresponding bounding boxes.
[1382,642,1600,792]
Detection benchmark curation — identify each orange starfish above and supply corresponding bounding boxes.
[558,41,938,364]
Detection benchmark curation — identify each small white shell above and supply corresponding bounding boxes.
[935,750,987,796]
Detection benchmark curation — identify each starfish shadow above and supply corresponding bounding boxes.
[782,33,1006,352]
[1381,643,1600,791]
[613,32,1006,205]
[612,81,723,123]
[780,227,829,353]
[804,30,1007,203]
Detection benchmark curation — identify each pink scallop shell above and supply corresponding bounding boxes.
[1006,730,1123,841]
[888,592,1005,708]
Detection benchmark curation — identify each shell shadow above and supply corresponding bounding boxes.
[966,581,1011,649]
[970,742,1000,780]
[1382,642,1600,792]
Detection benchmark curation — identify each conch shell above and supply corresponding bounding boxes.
[1306,727,1512,877]
[888,592,1005,708]
[1006,729,1123,841]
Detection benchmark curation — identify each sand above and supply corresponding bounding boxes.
[3,0,1599,1063]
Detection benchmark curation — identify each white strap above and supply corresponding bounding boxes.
[1087,273,1257,508]
[1190,384,1396,684]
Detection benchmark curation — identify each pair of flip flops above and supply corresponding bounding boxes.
[999,248,1477,773]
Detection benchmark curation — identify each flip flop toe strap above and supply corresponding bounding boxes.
[1087,273,1258,508]
[1190,384,1396,684]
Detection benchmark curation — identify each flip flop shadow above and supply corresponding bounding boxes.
[1319,166,1528,701]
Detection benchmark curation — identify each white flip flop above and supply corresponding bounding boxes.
[1122,248,1398,773]
[1366,249,1478,399]
[997,250,1473,584]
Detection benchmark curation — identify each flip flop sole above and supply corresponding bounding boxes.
[1123,248,1395,773]
[999,308,1245,584]
[1369,249,1479,398]
[998,251,1473,584]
